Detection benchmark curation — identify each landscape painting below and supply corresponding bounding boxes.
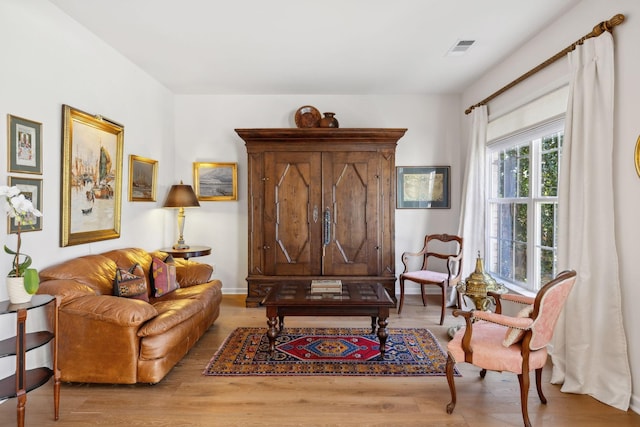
[193,162,237,201]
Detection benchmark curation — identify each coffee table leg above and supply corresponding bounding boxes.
[267,316,278,357]
[377,316,389,359]
[279,315,285,332]
[371,316,377,333]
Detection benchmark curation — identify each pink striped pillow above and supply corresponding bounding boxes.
[151,255,179,297]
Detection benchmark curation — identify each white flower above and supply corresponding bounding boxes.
[2,187,42,224]
[2,185,43,281]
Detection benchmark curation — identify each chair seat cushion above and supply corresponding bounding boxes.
[401,270,448,284]
[447,321,548,374]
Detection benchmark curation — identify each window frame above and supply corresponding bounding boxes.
[485,116,564,292]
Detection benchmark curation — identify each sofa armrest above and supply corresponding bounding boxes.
[62,294,158,327]
[37,279,96,304]
[174,259,213,287]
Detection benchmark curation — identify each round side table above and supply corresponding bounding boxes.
[159,245,211,259]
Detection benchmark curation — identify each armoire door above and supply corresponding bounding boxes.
[322,151,380,276]
[263,152,323,275]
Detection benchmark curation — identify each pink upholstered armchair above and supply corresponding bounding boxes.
[445,270,577,427]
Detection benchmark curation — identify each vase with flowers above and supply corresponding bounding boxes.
[1,185,42,303]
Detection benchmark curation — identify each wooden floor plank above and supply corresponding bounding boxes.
[1,294,637,426]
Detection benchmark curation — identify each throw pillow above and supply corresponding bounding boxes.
[113,263,149,301]
[151,255,179,297]
[502,305,534,347]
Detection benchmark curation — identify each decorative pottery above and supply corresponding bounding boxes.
[294,105,321,128]
[7,276,32,304]
[319,112,339,128]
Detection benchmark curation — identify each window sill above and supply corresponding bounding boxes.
[500,281,536,298]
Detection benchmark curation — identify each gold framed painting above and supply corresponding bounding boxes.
[7,176,43,233]
[7,114,42,174]
[128,155,157,202]
[193,162,238,201]
[60,105,124,246]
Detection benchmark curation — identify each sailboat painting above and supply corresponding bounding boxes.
[61,105,124,247]
[129,155,157,202]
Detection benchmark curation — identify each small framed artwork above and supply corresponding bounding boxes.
[60,105,124,247]
[8,176,43,233]
[7,114,42,174]
[397,166,450,209]
[128,155,157,202]
[193,162,238,201]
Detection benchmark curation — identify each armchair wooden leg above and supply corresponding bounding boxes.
[439,284,446,325]
[420,284,428,307]
[445,353,457,414]
[535,367,547,404]
[517,373,532,427]
[398,277,406,314]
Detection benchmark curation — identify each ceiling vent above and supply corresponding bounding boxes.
[446,40,475,56]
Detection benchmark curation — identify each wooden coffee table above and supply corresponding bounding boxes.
[261,283,395,359]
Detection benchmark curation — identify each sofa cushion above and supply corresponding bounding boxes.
[39,254,117,296]
[151,255,179,297]
[113,264,149,302]
[138,297,207,337]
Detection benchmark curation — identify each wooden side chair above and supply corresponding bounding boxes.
[397,234,463,325]
[445,270,577,427]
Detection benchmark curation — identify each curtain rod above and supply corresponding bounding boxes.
[465,13,625,115]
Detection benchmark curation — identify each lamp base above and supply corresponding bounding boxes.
[173,243,190,250]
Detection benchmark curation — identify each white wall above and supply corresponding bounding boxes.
[0,0,175,373]
[174,95,462,294]
[461,0,640,413]
[0,1,463,381]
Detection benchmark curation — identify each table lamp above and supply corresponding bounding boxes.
[163,181,200,249]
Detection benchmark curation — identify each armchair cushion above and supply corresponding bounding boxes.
[502,305,534,347]
[448,321,548,374]
[401,270,449,284]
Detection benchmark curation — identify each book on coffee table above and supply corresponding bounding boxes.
[311,279,342,293]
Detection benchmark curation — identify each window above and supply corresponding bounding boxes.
[486,119,563,292]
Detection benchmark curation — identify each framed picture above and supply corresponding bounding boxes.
[60,105,124,247]
[7,114,42,174]
[128,155,157,202]
[193,162,238,201]
[7,176,43,233]
[396,166,450,209]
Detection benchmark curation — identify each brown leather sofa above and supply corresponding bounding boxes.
[37,248,222,384]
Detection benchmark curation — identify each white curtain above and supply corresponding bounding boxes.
[551,33,631,411]
[453,106,488,307]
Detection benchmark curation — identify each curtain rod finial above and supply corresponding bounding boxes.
[595,14,625,36]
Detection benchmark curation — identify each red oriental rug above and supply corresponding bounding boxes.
[203,327,459,376]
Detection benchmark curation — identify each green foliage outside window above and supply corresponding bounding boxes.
[487,130,563,291]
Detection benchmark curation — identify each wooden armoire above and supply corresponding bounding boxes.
[236,128,407,307]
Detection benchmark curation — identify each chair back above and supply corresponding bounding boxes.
[529,270,577,350]
[422,234,463,278]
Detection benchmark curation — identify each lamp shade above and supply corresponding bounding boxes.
[163,183,200,208]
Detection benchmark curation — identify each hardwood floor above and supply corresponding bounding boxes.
[2,294,638,426]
